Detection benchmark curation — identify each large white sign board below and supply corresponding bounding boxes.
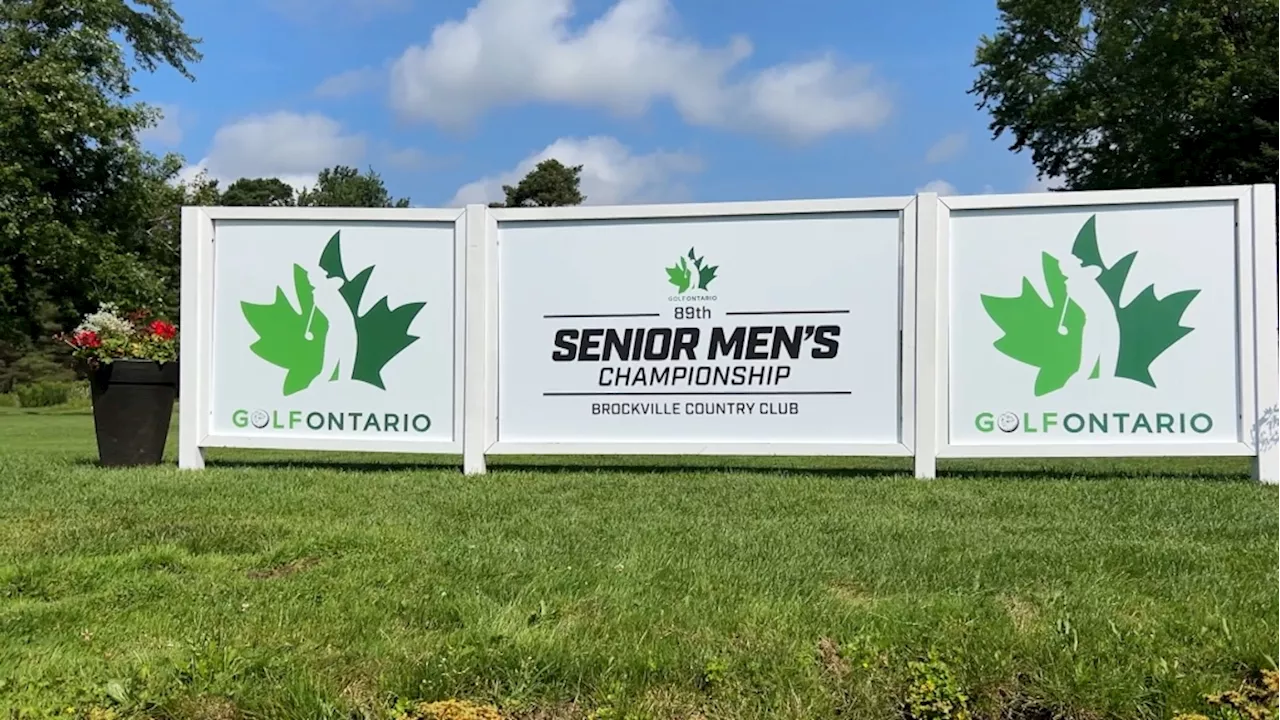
[948,203,1241,446]
[493,207,910,450]
[183,212,464,455]
[176,187,1277,483]
[931,185,1269,458]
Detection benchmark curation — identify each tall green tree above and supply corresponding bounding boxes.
[296,166,409,208]
[221,177,294,207]
[143,162,219,320]
[971,0,1278,191]
[491,159,585,207]
[0,0,201,344]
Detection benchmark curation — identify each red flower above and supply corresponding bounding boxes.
[149,320,177,340]
[73,330,101,348]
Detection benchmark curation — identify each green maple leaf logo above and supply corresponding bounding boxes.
[981,215,1199,396]
[665,255,692,293]
[241,264,329,396]
[316,233,426,389]
[242,232,426,395]
[665,247,718,293]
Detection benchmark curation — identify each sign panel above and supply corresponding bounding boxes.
[209,220,456,442]
[948,203,1241,445]
[496,212,904,444]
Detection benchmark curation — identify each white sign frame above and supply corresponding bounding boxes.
[914,185,1278,481]
[461,197,919,471]
[177,185,1277,484]
[179,206,469,468]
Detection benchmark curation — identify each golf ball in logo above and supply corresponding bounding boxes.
[997,412,1019,433]
[250,409,270,429]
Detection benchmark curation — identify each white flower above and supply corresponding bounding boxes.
[76,302,133,336]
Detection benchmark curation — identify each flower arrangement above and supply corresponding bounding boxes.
[58,303,178,366]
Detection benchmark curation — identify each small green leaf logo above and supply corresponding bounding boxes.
[981,215,1199,396]
[665,247,718,293]
[241,232,426,396]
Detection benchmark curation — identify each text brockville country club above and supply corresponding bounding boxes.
[550,324,841,387]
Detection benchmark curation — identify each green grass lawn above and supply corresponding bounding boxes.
[0,406,1276,720]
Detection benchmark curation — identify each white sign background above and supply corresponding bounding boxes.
[209,220,456,441]
[496,213,905,444]
[948,202,1241,445]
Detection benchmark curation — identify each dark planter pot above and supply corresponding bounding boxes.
[89,359,179,467]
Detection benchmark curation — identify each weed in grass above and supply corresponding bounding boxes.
[1175,669,1279,720]
[902,650,973,720]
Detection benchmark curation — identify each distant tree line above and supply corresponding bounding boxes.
[215,166,411,209]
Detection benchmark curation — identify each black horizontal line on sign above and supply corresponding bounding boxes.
[723,309,851,316]
[542,312,662,319]
[543,391,853,397]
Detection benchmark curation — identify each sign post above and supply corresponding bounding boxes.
[179,208,465,465]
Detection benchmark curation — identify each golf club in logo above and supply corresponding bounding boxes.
[981,215,1200,396]
[665,247,719,294]
[973,215,1214,438]
[240,231,427,397]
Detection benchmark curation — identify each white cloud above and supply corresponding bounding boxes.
[385,146,430,170]
[140,104,183,147]
[390,0,891,142]
[180,111,366,191]
[917,179,957,195]
[924,132,965,164]
[315,67,381,98]
[450,136,701,207]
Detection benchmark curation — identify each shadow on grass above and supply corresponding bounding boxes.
[175,450,1257,483]
[940,460,1252,482]
[203,456,464,473]
[16,406,1258,483]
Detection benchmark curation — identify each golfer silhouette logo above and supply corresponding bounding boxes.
[1060,253,1120,385]
[308,260,357,383]
[981,215,1200,397]
[665,247,719,294]
[241,231,427,397]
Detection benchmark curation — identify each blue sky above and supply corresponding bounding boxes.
[134,0,1051,207]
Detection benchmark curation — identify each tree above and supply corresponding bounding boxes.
[296,166,410,208]
[0,0,201,344]
[971,0,1278,191]
[139,163,220,322]
[221,177,294,207]
[492,159,585,207]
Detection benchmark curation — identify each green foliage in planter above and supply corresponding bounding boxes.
[59,304,178,366]
[14,381,76,408]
